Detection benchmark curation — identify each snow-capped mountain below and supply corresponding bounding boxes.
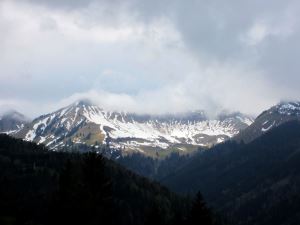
[14,100,253,153]
[0,110,28,134]
[235,101,300,143]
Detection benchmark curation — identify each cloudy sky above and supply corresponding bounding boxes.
[1,0,300,118]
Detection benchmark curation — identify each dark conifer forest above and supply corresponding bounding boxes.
[2,120,300,225]
[163,121,300,225]
[0,134,217,225]
[116,121,300,225]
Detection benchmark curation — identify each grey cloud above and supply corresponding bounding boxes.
[23,0,95,10]
[30,0,300,74]
[1,0,300,117]
[129,0,300,102]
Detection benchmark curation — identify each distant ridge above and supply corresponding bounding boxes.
[235,101,300,143]
[0,110,29,134]
[13,100,253,154]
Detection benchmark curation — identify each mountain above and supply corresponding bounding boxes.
[162,121,300,225]
[235,101,300,143]
[0,134,216,225]
[0,110,28,134]
[14,100,253,154]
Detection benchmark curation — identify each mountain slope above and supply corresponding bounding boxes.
[0,110,28,134]
[14,100,253,153]
[0,134,217,225]
[162,120,300,225]
[235,101,300,143]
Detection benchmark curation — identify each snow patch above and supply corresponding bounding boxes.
[18,103,252,150]
[262,121,276,132]
[262,120,269,125]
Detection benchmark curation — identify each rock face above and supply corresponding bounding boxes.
[235,101,300,143]
[0,110,28,134]
[14,100,253,152]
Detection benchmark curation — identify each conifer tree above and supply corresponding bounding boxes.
[188,192,214,225]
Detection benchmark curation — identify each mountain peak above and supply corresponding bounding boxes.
[74,99,94,107]
[274,101,300,115]
[235,100,300,143]
[14,101,252,151]
[1,110,28,122]
[0,110,28,134]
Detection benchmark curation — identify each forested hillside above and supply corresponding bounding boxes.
[117,151,192,180]
[163,121,300,225]
[0,134,217,225]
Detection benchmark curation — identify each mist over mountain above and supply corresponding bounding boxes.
[5,101,300,157]
[2,0,300,117]
[0,110,29,134]
[235,101,300,143]
[1,0,300,224]
[11,100,253,156]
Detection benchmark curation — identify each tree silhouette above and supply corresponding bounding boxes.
[188,192,214,225]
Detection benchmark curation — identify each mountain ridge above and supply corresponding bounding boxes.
[162,120,300,225]
[0,110,29,134]
[12,100,253,154]
[235,101,300,143]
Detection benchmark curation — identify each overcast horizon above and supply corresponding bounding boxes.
[1,0,300,118]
